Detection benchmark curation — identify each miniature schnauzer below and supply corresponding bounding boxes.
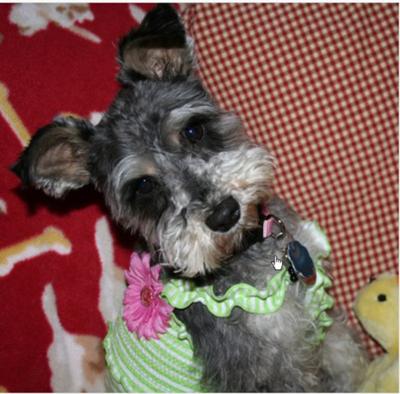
[12,5,366,392]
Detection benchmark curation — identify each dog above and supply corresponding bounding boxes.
[12,5,367,392]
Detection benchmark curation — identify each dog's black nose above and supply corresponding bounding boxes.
[206,196,240,232]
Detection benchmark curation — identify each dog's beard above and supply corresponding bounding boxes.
[157,146,275,277]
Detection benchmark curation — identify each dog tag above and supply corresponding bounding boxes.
[286,241,316,285]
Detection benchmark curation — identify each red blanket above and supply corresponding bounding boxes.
[0,4,397,392]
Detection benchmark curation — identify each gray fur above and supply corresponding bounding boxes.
[176,196,366,392]
[12,5,367,392]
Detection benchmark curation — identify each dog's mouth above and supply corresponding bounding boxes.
[235,204,266,253]
[194,203,266,274]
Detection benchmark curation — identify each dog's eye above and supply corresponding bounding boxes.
[134,176,156,195]
[183,124,204,143]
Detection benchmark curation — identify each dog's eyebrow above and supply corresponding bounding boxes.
[111,154,157,192]
[164,103,218,131]
[160,103,218,150]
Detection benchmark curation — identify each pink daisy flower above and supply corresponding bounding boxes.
[123,252,173,340]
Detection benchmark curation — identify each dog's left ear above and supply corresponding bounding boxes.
[118,4,194,82]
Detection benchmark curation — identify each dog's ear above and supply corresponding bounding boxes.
[11,116,94,198]
[118,4,194,82]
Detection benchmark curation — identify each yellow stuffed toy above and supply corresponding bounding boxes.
[354,273,399,392]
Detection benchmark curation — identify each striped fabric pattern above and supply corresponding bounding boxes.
[104,316,204,393]
[304,266,335,342]
[164,270,291,317]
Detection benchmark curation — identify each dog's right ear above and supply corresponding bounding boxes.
[11,116,94,198]
[118,4,194,83]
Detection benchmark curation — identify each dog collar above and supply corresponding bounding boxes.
[260,206,319,285]
[242,204,321,286]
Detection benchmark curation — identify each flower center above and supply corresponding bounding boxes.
[140,286,153,307]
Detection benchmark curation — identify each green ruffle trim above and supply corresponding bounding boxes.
[163,269,290,317]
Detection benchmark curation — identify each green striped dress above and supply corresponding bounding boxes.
[104,221,334,392]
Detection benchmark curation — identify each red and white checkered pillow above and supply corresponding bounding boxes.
[183,3,398,356]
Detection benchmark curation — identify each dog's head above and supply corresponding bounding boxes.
[12,5,275,277]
